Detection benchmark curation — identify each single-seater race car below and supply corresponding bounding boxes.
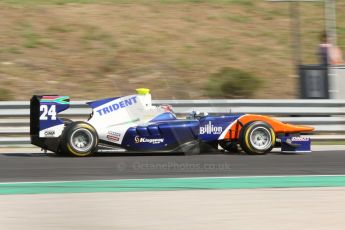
[30,89,314,157]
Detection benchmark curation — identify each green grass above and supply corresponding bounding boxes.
[17,22,55,49]
[0,88,12,101]
[22,31,55,49]
[47,25,74,33]
[81,25,117,48]
[1,0,343,100]
[227,15,251,23]
[205,67,262,98]
[1,47,23,54]
[198,38,235,58]
[1,0,256,5]
[22,31,41,48]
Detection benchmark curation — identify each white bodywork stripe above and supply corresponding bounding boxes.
[218,114,247,140]
[39,124,65,138]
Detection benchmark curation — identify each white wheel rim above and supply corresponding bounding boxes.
[70,128,94,152]
[249,126,272,151]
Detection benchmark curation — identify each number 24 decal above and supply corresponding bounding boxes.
[40,105,57,120]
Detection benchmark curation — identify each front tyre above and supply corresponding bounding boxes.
[60,122,98,157]
[239,121,275,155]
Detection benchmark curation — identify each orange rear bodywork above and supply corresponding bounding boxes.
[223,114,314,140]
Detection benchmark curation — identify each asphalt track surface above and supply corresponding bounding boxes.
[0,150,344,182]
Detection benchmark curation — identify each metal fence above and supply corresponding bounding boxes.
[1,99,344,146]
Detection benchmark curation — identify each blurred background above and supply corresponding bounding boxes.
[0,0,344,100]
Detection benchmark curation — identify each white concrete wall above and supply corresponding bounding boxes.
[329,66,345,99]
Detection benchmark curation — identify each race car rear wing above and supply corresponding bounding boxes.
[30,95,70,138]
[30,95,70,151]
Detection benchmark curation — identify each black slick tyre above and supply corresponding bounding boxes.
[239,121,275,155]
[60,122,98,157]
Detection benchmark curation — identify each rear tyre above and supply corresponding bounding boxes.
[239,121,275,155]
[54,118,74,157]
[60,122,98,157]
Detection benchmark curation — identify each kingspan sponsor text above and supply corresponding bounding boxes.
[135,136,164,144]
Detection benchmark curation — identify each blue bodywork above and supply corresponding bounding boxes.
[198,115,241,142]
[37,96,70,136]
[281,135,311,153]
[86,97,120,109]
[119,113,242,151]
[121,120,199,151]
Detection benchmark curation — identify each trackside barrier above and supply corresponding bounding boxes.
[0,99,344,146]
